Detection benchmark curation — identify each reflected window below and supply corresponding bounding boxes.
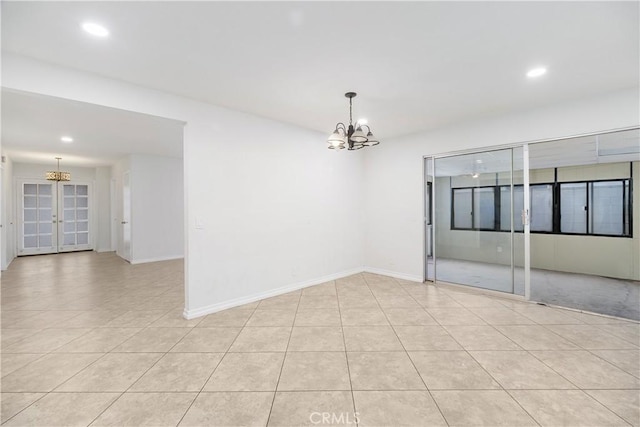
[560,183,587,233]
[452,188,473,229]
[530,184,554,232]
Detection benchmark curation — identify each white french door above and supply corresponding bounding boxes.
[58,183,92,252]
[17,180,92,255]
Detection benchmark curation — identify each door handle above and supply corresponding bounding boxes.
[121,221,128,224]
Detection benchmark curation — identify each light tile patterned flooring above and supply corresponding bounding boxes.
[1,252,639,426]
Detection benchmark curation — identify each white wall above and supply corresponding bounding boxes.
[111,156,130,260]
[130,154,184,263]
[95,166,112,252]
[2,53,365,318]
[1,154,16,270]
[363,88,640,281]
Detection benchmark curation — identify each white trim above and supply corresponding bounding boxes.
[95,248,116,254]
[363,266,423,283]
[434,280,527,302]
[130,255,184,265]
[183,267,363,319]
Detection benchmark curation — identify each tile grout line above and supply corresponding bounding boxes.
[264,288,302,426]
[365,274,451,427]
[174,301,260,426]
[334,277,358,427]
[424,292,546,427]
[84,307,214,427]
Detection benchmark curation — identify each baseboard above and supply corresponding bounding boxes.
[1,255,15,271]
[130,255,184,265]
[183,267,364,319]
[363,266,423,283]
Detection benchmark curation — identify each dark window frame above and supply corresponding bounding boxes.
[449,168,633,238]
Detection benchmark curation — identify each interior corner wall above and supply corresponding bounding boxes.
[2,53,365,318]
[363,88,640,281]
[129,154,184,264]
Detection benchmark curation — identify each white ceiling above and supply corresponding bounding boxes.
[2,1,638,142]
[1,90,184,167]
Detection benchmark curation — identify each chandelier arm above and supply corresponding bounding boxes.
[335,122,347,133]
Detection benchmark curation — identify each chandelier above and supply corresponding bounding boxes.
[45,157,71,182]
[327,92,380,150]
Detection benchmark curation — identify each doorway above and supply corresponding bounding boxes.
[17,179,92,255]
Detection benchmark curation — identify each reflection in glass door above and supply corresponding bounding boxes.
[426,147,526,295]
[18,180,92,255]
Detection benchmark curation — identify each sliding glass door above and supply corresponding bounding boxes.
[425,128,638,320]
[425,147,527,295]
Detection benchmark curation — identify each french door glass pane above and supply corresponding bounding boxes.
[39,196,52,208]
[39,209,52,221]
[24,209,37,222]
[64,234,76,245]
[77,197,88,208]
[39,235,52,247]
[39,223,52,234]
[24,196,37,208]
[24,184,37,195]
[38,184,52,195]
[24,223,37,235]
[24,236,37,248]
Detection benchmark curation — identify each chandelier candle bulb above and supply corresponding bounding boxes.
[327,92,380,151]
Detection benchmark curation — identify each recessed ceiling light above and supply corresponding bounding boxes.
[60,136,74,143]
[82,22,109,38]
[527,67,547,78]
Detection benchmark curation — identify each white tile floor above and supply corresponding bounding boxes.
[1,252,639,426]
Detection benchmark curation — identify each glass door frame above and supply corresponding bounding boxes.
[423,144,531,300]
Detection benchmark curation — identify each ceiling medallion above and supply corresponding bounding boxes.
[327,92,380,150]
